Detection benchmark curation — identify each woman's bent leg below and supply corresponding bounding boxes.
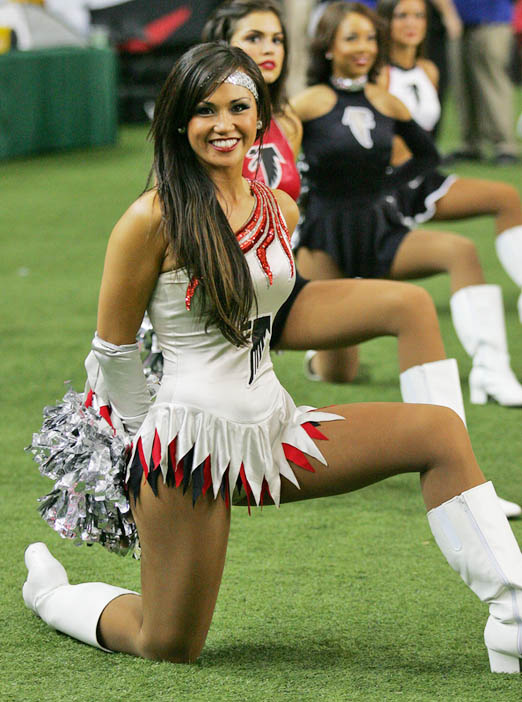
[279,402,522,673]
[390,230,522,406]
[433,179,522,317]
[294,248,360,382]
[279,402,481,509]
[24,484,230,663]
[433,178,522,235]
[293,251,447,382]
[389,228,485,293]
[277,278,445,372]
[100,482,230,661]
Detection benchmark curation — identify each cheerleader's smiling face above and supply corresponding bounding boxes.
[330,12,378,80]
[187,80,258,171]
[391,0,427,48]
[229,11,285,85]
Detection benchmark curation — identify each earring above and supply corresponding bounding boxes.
[177,126,186,134]
[256,120,262,130]
[325,52,333,60]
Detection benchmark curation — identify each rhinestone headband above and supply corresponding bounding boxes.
[223,70,258,101]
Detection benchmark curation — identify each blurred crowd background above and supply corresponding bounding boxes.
[0,0,521,158]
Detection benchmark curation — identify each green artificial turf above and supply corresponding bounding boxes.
[1,94,521,701]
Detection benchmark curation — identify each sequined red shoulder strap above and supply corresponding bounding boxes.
[186,180,294,309]
[237,180,294,285]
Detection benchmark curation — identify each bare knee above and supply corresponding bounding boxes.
[315,347,360,383]
[139,629,204,664]
[446,236,485,287]
[386,284,437,333]
[495,184,522,225]
[450,236,481,268]
[419,404,470,465]
[497,184,521,214]
[416,405,483,508]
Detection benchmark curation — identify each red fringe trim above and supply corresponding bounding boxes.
[132,419,326,506]
[302,421,328,441]
[282,443,315,473]
[203,456,212,496]
[84,389,94,408]
[239,463,252,515]
[151,429,162,470]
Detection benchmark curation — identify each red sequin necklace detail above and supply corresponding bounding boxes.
[185,181,294,310]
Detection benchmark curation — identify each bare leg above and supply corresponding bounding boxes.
[273,402,483,511]
[100,406,480,660]
[298,231,487,381]
[295,247,360,382]
[389,229,485,293]
[390,230,522,405]
[433,178,522,235]
[98,483,230,662]
[276,277,445,372]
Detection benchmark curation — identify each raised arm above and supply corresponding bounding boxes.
[429,0,463,40]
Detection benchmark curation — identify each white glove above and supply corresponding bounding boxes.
[85,333,152,434]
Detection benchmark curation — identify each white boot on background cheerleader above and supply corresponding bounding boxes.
[495,226,522,323]
[23,542,136,651]
[450,284,522,406]
[428,481,522,673]
[400,358,521,519]
[399,358,466,425]
[303,350,320,381]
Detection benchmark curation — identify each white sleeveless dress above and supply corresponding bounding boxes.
[388,63,457,226]
[127,181,342,507]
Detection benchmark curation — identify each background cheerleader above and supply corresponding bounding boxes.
[377,0,522,347]
[291,1,522,408]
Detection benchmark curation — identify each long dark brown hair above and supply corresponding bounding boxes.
[307,1,388,86]
[150,42,271,346]
[376,0,427,60]
[201,0,289,116]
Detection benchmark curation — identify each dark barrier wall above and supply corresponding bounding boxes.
[90,0,223,122]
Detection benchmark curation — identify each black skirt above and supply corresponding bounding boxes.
[296,191,410,279]
[392,170,457,226]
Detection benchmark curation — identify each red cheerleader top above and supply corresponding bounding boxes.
[242,118,301,202]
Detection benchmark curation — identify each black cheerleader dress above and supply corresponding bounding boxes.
[297,87,439,278]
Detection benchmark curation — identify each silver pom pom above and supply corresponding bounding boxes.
[27,386,140,558]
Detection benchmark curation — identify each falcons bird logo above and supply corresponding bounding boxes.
[248,315,271,385]
[342,106,376,149]
[408,83,421,104]
[245,143,286,189]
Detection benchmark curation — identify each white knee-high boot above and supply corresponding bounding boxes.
[23,542,136,651]
[400,359,521,519]
[495,226,522,323]
[450,284,522,406]
[428,481,522,673]
[399,358,467,425]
